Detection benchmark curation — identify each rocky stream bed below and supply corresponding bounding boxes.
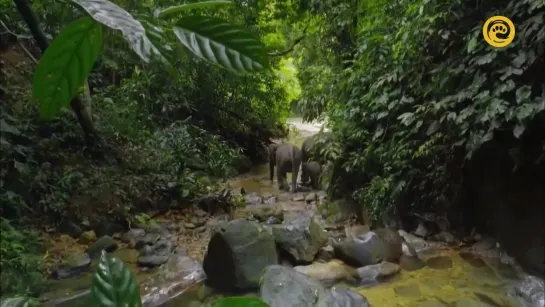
[37,121,544,307]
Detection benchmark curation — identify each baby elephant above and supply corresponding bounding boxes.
[302,161,322,190]
[269,143,302,192]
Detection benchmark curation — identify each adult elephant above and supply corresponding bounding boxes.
[268,143,302,192]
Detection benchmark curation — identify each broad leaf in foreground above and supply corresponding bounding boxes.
[173,16,270,73]
[32,17,102,119]
[210,297,270,307]
[155,0,233,18]
[0,297,40,307]
[72,0,155,62]
[90,252,142,307]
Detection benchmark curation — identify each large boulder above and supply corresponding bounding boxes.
[260,265,370,307]
[260,265,328,307]
[356,262,400,287]
[334,228,403,267]
[272,215,329,262]
[203,219,277,291]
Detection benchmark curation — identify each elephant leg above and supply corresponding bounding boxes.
[291,161,300,193]
[277,164,285,190]
[269,161,274,183]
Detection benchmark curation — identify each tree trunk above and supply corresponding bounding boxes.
[13,0,99,145]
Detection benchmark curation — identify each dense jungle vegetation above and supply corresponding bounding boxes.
[1,0,544,301]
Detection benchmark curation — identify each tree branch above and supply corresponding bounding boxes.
[268,26,308,57]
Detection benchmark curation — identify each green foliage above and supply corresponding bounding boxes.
[294,0,545,222]
[0,219,44,297]
[155,1,234,18]
[32,16,102,119]
[0,296,40,307]
[173,16,270,72]
[90,251,142,307]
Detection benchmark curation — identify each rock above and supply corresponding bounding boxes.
[244,192,262,205]
[184,223,196,229]
[141,254,206,306]
[345,225,370,239]
[121,228,146,244]
[356,262,400,287]
[138,239,173,268]
[60,222,84,239]
[510,274,545,307]
[135,233,161,250]
[111,248,139,264]
[87,236,117,259]
[294,260,357,287]
[402,241,418,257]
[77,230,96,245]
[305,192,316,203]
[243,205,283,223]
[398,230,429,252]
[316,287,370,307]
[317,191,327,200]
[334,228,403,267]
[265,216,282,225]
[52,253,91,279]
[292,193,305,202]
[316,245,335,262]
[263,195,277,205]
[431,232,458,245]
[414,222,429,237]
[272,215,328,262]
[81,218,91,229]
[203,219,277,291]
[190,217,206,227]
[194,226,206,233]
[194,208,208,217]
[260,265,328,307]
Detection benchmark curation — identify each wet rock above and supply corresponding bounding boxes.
[294,260,357,287]
[272,215,328,263]
[305,192,316,203]
[52,253,91,279]
[138,239,173,268]
[244,192,262,205]
[356,262,400,287]
[398,230,429,252]
[345,225,370,239]
[121,228,146,244]
[265,216,282,225]
[315,245,335,262]
[135,233,161,250]
[511,274,545,307]
[431,232,459,245]
[87,235,117,259]
[316,287,370,307]
[203,219,277,291]
[262,193,277,204]
[77,230,96,245]
[141,254,206,307]
[399,241,425,270]
[334,228,403,267]
[184,223,196,229]
[426,256,453,270]
[243,205,283,223]
[260,265,328,307]
[414,221,429,237]
[193,226,206,233]
[292,193,305,202]
[59,222,84,239]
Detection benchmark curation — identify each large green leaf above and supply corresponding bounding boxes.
[210,297,270,307]
[32,16,102,120]
[71,0,156,62]
[155,1,233,18]
[90,252,142,307]
[173,16,270,73]
[0,297,40,307]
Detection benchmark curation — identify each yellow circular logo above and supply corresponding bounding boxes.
[483,16,515,48]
